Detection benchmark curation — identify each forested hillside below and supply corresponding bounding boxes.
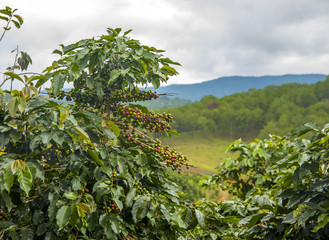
[146,74,326,101]
[168,77,329,140]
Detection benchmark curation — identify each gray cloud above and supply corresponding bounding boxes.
[1,0,329,89]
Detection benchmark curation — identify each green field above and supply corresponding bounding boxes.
[161,133,236,174]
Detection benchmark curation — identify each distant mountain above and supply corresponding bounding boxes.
[145,74,327,101]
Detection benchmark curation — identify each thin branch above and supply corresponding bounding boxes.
[11,47,19,91]
[0,71,42,88]
[0,16,11,42]
[0,77,9,88]
[17,72,42,76]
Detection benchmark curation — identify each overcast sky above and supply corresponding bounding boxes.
[1,0,329,89]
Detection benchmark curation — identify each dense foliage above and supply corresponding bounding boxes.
[199,122,329,239]
[0,13,205,238]
[168,80,329,139]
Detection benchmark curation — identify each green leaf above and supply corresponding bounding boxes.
[52,74,65,96]
[63,192,78,200]
[100,214,115,239]
[293,168,300,187]
[108,121,120,137]
[52,132,64,146]
[56,205,72,229]
[161,65,179,74]
[0,9,12,16]
[109,70,121,83]
[247,213,267,228]
[0,221,15,230]
[88,52,98,73]
[129,104,150,114]
[78,53,89,70]
[125,188,136,207]
[8,97,18,116]
[87,149,103,167]
[19,228,34,240]
[17,96,27,113]
[17,167,33,195]
[132,196,150,223]
[63,43,78,53]
[73,125,95,148]
[160,204,170,222]
[1,190,13,211]
[48,194,59,220]
[69,204,79,226]
[36,223,48,236]
[313,213,329,232]
[96,82,104,100]
[160,57,181,66]
[35,75,48,88]
[77,202,91,214]
[32,211,44,225]
[309,178,329,191]
[13,14,23,24]
[52,49,62,56]
[12,19,20,28]
[239,215,253,225]
[195,209,205,228]
[297,209,316,225]
[124,29,132,35]
[4,164,14,192]
[288,123,319,137]
[0,15,9,21]
[151,78,160,89]
[181,207,197,229]
[87,212,99,232]
[135,47,143,55]
[4,72,23,82]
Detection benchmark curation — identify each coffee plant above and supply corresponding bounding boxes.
[3,4,329,240]
[197,122,329,239]
[0,25,205,239]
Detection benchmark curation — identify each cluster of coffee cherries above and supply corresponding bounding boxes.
[51,90,72,101]
[118,125,187,168]
[0,209,16,220]
[52,87,104,109]
[107,89,159,103]
[134,181,149,195]
[113,104,172,132]
[149,139,187,167]
[40,159,50,169]
[106,200,120,213]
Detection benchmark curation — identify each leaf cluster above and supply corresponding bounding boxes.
[0,6,23,42]
[198,122,329,239]
[0,28,202,240]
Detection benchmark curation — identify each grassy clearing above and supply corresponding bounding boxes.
[161,133,236,200]
[161,133,235,174]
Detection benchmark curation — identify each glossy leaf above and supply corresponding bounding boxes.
[63,192,78,200]
[3,164,14,192]
[4,72,23,82]
[125,188,136,207]
[195,209,205,228]
[56,206,72,229]
[132,196,150,223]
[17,167,33,195]
[77,202,91,214]
[52,74,65,96]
